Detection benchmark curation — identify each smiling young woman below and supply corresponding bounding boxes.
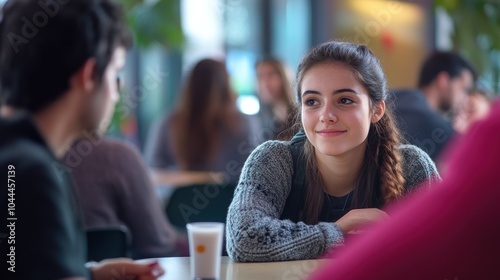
[226,41,441,262]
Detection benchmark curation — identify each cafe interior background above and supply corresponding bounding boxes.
[3,0,497,152]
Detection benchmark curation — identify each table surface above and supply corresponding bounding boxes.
[143,256,329,280]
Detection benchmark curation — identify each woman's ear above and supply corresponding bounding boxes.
[371,101,386,123]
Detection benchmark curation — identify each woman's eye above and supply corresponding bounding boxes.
[339,98,353,104]
[304,99,317,106]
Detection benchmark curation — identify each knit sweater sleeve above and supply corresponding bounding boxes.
[226,141,344,262]
[399,144,441,192]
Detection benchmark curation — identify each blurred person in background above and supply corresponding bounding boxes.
[226,41,440,262]
[255,57,296,141]
[63,137,188,259]
[0,0,163,278]
[144,58,255,187]
[453,86,493,133]
[390,51,476,164]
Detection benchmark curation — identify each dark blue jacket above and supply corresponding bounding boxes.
[389,88,455,162]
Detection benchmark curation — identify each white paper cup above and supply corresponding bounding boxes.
[186,222,224,280]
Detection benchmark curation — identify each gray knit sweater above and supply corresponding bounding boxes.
[226,141,440,262]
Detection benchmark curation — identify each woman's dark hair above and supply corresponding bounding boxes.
[294,41,406,224]
[0,0,133,112]
[171,58,242,170]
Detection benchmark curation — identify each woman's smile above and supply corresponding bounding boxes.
[316,129,347,137]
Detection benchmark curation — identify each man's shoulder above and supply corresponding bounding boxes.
[390,88,428,108]
[0,132,64,190]
[1,135,53,164]
[390,89,453,133]
[391,88,422,96]
[0,114,53,164]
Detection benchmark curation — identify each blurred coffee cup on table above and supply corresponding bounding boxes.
[187,222,224,280]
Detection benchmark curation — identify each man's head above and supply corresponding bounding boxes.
[0,0,132,131]
[417,51,476,113]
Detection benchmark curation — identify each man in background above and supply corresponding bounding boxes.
[390,51,476,164]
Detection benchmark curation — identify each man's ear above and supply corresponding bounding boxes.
[72,58,97,92]
[435,71,450,91]
[371,100,386,123]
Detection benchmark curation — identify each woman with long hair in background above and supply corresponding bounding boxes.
[255,57,296,141]
[145,59,255,187]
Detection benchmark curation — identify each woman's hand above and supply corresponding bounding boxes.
[334,208,389,235]
[90,258,164,280]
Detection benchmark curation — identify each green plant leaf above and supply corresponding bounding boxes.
[122,0,184,49]
[435,0,500,93]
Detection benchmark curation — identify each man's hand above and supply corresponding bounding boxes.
[90,258,164,280]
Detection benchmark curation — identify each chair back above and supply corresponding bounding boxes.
[86,226,130,261]
[165,182,236,228]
